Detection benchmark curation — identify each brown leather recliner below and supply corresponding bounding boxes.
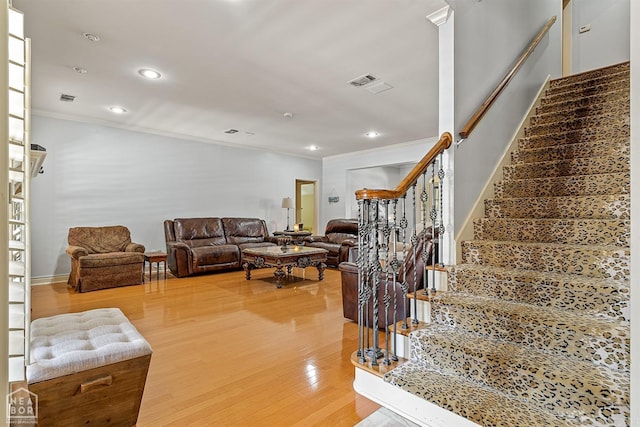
[339,233,433,329]
[66,225,145,293]
[303,218,358,267]
[164,217,276,278]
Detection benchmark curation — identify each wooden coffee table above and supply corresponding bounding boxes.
[242,245,328,288]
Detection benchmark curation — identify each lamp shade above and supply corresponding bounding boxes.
[281,197,294,209]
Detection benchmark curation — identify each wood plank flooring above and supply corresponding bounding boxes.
[30,267,380,426]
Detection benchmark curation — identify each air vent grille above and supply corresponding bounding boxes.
[347,74,378,87]
[60,94,76,102]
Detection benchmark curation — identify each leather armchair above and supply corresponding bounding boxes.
[304,218,358,267]
[66,225,145,293]
[339,233,433,329]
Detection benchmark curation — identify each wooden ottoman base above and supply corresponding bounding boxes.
[27,308,153,427]
[28,355,151,427]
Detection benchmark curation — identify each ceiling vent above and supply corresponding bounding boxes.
[347,74,378,87]
[224,129,239,134]
[59,94,76,102]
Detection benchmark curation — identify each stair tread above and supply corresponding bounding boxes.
[505,153,629,172]
[485,194,630,221]
[534,98,629,120]
[433,292,629,336]
[537,90,630,116]
[384,362,589,427]
[474,217,629,247]
[453,264,630,290]
[518,137,629,155]
[451,264,629,321]
[517,136,629,154]
[465,239,629,252]
[411,324,629,406]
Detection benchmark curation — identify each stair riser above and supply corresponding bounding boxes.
[495,173,629,199]
[449,271,628,320]
[537,89,629,116]
[473,218,630,247]
[484,195,630,220]
[525,113,629,138]
[410,334,629,420]
[549,64,629,89]
[513,139,629,164]
[503,155,629,180]
[430,302,630,371]
[544,78,629,102]
[461,241,629,282]
[531,100,629,126]
[519,127,629,150]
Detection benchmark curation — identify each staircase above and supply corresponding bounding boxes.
[383,62,630,426]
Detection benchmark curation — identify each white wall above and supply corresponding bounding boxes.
[321,137,439,230]
[346,165,405,218]
[451,0,562,234]
[29,115,321,279]
[571,0,630,73]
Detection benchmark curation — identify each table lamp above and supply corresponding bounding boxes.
[281,197,294,231]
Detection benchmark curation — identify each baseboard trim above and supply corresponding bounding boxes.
[32,275,69,286]
[353,368,480,427]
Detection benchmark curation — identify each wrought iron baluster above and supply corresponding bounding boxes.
[410,185,418,325]
[399,196,409,330]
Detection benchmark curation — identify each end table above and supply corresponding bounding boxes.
[144,251,167,281]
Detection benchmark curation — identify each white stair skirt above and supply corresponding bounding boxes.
[354,368,480,427]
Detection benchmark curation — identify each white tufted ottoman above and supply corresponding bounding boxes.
[27,308,152,426]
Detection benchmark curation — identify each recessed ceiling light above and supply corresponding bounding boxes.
[138,68,161,79]
[365,131,380,138]
[283,112,293,119]
[72,66,87,74]
[308,145,319,151]
[109,106,127,114]
[82,32,101,42]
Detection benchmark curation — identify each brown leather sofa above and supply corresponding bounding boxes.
[339,233,433,329]
[303,218,358,267]
[66,225,145,293]
[164,217,276,278]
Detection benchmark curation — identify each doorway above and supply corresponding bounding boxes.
[562,0,572,76]
[295,180,316,234]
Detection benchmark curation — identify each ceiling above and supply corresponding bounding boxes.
[14,0,446,158]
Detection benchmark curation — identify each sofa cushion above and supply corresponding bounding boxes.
[79,252,145,268]
[68,226,132,254]
[192,245,239,267]
[222,218,266,245]
[174,218,226,247]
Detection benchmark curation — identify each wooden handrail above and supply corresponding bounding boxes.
[355,132,452,200]
[458,16,557,140]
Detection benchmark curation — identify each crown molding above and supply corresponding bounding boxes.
[426,5,451,26]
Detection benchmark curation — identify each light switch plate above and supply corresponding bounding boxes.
[579,24,591,33]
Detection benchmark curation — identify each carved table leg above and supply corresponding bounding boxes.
[243,263,254,280]
[316,262,326,281]
[274,267,286,288]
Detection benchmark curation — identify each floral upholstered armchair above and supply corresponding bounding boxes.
[66,225,145,292]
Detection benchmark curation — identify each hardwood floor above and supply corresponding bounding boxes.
[30,267,380,426]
